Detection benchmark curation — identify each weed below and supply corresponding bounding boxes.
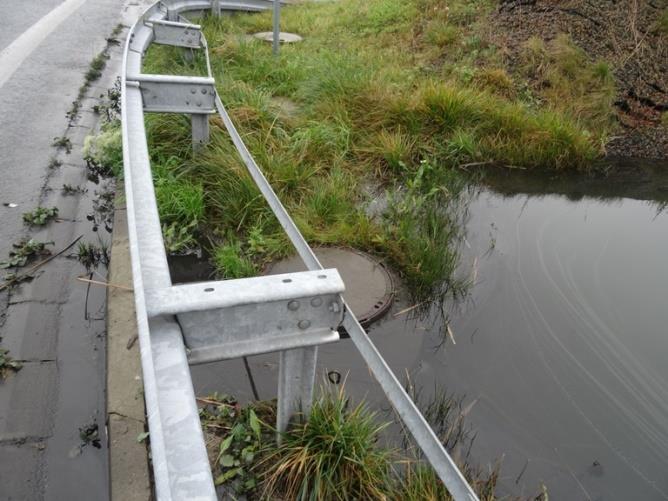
[200,394,276,495]
[85,52,108,84]
[22,207,59,226]
[86,188,115,233]
[62,184,87,195]
[48,157,63,169]
[213,241,256,279]
[0,349,22,379]
[257,386,392,501]
[52,136,72,154]
[79,420,101,448]
[111,23,124,38]
[656,9,668,35]
[83,120,122,180]
[163,221,198,254]
[0,239,52,268]
[662,111,668,126]
[77,241,110,272]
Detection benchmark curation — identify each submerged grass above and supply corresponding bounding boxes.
[140,0,614,298]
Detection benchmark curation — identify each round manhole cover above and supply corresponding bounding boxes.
[265,248,394,327]
[252,32,303,43]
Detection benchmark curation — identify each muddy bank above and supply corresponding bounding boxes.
[493,0,668,158]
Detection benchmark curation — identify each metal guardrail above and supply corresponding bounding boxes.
[121,1,479,499]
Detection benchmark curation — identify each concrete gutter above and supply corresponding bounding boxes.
[106,195,151,500]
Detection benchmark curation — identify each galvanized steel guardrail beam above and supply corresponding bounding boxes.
[121,1,479,500]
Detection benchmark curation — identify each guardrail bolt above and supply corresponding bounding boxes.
[287,300,300,311]
[310,297,323,307]
[190,88,196,94]
[298,320,311,330]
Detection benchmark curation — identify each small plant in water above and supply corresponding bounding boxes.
[0,348,22,379]
[51,136,72,154]
[0,239,52,268]
[22,206,59,226]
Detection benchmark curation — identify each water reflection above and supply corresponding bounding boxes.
[400,161,668,500]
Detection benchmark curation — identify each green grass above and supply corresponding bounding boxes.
[258,386,392,501]
[138,0,615,298]
[657,9,668,35]
[200,386,523,500]
[85,52,108,83]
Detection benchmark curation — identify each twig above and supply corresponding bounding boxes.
[459,161,493,169]
[76,276,133,291]
[393,301,427,318]
[84,272,92,321]
[0,235,84,292]
[204,423,232,430]
[126,334,138,350]
[196,397,235,407]
[446,324,457,345]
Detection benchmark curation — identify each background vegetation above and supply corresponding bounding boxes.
[140,0,616,298]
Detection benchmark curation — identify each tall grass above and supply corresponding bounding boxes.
[257,386,392,500]
[200,385,530,500]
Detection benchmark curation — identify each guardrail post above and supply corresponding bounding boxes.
[212,0,220,16]
[192,114,210,152]
[273,0,280,56]
[276,347,317,441]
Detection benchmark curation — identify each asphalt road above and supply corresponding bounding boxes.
[0,1,150,499]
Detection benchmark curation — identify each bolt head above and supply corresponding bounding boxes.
[201,88,208,94]
[298,320,311,330]
[287,300,300,311]
[191,88,197,94]
[310,297,323,307]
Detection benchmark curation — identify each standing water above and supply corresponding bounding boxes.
[397,161,668,499]
[190,161,668,500]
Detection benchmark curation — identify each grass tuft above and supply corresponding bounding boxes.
[257,386,392,501]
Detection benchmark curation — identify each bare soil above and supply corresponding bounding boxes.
[492,0,668,158]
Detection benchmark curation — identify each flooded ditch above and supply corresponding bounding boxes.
[187,159,668,500]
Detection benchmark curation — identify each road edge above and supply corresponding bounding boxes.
[106,188,152,500]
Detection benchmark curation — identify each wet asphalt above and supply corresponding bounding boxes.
[0,1,151,499]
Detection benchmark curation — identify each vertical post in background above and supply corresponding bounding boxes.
[276,347,317,442]
[273,0,280,56]
[191,114,210,153]
[212,0,220,16]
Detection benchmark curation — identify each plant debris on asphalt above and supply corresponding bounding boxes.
[0,239,53,268]
[22,207,59,226]
[0,348,22,379]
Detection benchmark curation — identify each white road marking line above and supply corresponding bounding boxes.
[0,0,88,89]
